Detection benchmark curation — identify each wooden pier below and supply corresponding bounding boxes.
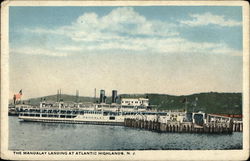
[124,118,242,133]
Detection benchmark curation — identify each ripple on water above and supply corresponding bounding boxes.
[9,116,243,150]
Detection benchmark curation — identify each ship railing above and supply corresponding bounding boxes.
[19,112,78,118]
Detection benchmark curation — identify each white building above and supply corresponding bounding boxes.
[121,98,149,107]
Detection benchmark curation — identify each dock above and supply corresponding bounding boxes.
[124,118,242,133]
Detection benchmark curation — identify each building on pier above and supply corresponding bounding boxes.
[121,98,149,107]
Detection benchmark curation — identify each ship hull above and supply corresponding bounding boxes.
[19,116,124,126]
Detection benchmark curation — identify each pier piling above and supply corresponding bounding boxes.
[124,118,240,134]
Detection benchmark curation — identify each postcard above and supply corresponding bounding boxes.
[1,0,249,160]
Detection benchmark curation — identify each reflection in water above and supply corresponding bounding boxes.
[19,120,77,130]
[9,116,242,150]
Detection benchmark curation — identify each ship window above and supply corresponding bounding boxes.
[109,116,115,120]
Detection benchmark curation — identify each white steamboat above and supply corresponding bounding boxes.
[17,89,188,125]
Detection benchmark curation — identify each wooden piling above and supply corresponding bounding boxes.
[124,118,240,134]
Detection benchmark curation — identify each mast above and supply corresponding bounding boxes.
[57,90,59,102]
[94,88,96,103]
[185,97,188,112]
[75,90,79,103]
[60,89,62,101]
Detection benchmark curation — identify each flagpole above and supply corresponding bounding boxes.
[185,97,188,112]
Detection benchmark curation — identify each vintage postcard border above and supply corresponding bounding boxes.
[1,1,249,160]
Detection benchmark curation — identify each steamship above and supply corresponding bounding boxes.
[17,103,169,125]
[17,90,175,125]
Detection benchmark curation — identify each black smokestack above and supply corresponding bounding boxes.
[112,90,117,103]
[100,90,105,103]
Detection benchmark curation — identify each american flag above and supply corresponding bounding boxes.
[14,89,22,99]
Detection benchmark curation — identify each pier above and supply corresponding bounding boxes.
[124,118,242,133]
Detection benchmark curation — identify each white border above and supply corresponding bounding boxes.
[1,1,249,160]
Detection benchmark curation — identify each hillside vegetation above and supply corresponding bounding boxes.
[22,92,242,114]
[120,92,242,114]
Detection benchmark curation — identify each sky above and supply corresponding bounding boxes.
[9,6,243,99]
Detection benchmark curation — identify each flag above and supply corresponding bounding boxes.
[14,89,22,99]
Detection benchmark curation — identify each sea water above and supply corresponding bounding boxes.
[8,116,242,150]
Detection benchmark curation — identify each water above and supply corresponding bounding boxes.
[9,116,242,150]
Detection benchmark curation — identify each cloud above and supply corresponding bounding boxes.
[20,8,242,57]
[11,47,69,57]
[25,7,178,40]
[179,12,242,27]
[211,44,242,56]
[72,7,178,37]
[50,37,240,57]
[55,46,82,52]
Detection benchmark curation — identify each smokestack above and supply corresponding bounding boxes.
[112,90,118,103]
[100,90,105,103]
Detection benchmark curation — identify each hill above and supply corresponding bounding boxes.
[25,94,95,105]
[20,92,242,114]
[119,92,242,114]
